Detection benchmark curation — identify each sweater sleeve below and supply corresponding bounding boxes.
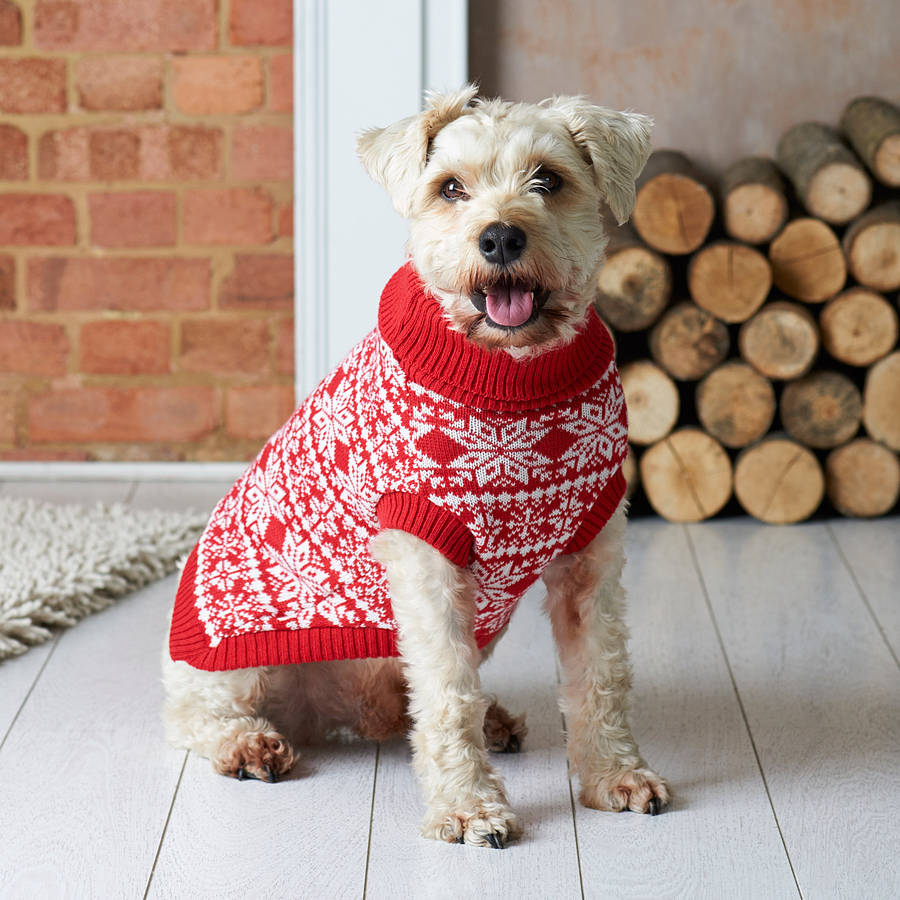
[376,491,474,568]
[562,467,627,555]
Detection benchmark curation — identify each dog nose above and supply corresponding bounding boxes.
[478,223,526,266]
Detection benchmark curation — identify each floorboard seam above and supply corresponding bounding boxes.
[0,634,62,754]
[142,749,189,900]
[683,525,804,900]
[825,522,900,673]
[361,741,380,899]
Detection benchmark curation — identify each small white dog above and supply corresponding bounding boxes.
[163,85,669,848]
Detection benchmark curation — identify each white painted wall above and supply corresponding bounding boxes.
[294,0,468,400]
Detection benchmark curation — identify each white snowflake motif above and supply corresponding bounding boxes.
[440,415,554,487]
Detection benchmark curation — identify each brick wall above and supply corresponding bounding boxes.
[0,0,295,461]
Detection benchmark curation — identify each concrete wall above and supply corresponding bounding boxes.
[470,0,900,172]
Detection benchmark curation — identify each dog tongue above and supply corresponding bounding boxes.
[485,284,534,327]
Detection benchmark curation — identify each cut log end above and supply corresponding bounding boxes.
[738,301,819,380]
[623,444,639,499]
[735,438,825,524]
[843,203,900,293]
[633,172,715,255]
[768,218,846,302]
[806,161,872,225]
[688,241,772,323]
[639,428,733,522]
[826,438,900,518]
[696,362,776,448]
[780,371,863,449]
[873,133,900,186]
[649,301,730,381]
[723,183,788,244]
[620,360,680,446]
[820,288,899,367]
[863,351,900,452]
[595,245,672,332]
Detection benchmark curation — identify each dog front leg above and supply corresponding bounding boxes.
[371,529,520,848]
[542,501,669,814]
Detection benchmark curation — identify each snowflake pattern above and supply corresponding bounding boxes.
[188,329,627,653]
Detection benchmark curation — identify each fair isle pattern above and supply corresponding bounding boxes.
[171,264,627,671]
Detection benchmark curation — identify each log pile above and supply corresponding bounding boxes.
[601,94,900,523]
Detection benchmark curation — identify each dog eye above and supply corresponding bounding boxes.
[440,178,470,201]
[531,169,562,194]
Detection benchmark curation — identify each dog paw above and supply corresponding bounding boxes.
[213,730,297,783]
[580,765,670,815]
[422,801,522,849]
[483,701,528,753]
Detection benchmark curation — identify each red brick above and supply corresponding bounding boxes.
[277,203,293,237]
[219,254,293,309]
[183,189,273,245]
[0,58,66,113]
[0,124,28,180]
[28,257,210,312]
[90,129,140,180]
[0,1,22,46]
[230,0,291,46]
[77,57,163,111]
[89,192,176,248]
[276,318,293,374]
[180,318,270,375]
[225,384,294,440]
[269,53,292,112]
[29,385,216,443]
[35,0,216,51]
[172,57,262,115]
[0,391,15,444]
[40,125,224,182]
[0,320,69,375]
[0,256,14,309]
[0,195,76,245]
[232,125,293,181]
[80,320,170,375]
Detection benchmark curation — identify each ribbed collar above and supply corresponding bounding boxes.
[377,263,615,411]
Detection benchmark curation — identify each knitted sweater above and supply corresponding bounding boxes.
[169,263,628,671]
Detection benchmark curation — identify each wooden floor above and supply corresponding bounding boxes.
[0,477,897,900]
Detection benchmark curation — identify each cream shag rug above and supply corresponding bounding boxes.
[0,497,206,662]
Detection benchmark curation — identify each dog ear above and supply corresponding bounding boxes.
[357,84,479,217]
[550,98,653,225]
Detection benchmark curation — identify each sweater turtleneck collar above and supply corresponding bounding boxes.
[377,262,615,411]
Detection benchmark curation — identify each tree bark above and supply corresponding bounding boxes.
[632,150,715,254]
[840,96,900,187]
[720,156,788,244]
[688,240,772,323]
[768,217,846,302]
[738,300,819,380]
[776,122,872,224]
[639,427,733,522]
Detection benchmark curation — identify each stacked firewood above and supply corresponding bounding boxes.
[600,95,900,523]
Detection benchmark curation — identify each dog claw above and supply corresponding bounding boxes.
[505,734,520,753]
[648,797,661,816]
[236,767,248,781]
[263,764,278,783]
[485,833,505,850]
[457,835,465,844]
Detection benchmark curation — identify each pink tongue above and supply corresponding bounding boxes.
[485,285,534,327]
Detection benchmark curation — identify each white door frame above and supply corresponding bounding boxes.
[293,0,468,400]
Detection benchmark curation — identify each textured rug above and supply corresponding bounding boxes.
[0,497,206,662]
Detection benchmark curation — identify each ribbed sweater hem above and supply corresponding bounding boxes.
[564,468,627,554]
[170,547,399,670]
[376,492,473,567]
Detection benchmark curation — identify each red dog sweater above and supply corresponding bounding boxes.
[170,263,628,671]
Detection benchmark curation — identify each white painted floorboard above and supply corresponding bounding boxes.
[688,520,900,900]
[576,521,799,900]
[1,477,898,899]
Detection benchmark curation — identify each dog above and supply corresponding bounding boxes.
[162,85,669,849]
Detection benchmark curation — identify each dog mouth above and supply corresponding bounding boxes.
[469,279,551,330]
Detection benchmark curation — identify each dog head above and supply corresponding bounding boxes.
[358,85,652,354]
